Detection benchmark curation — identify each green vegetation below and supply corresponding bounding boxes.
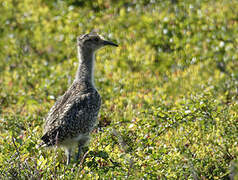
[0,0,237,179]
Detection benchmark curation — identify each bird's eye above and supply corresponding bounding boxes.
[94,38,99,42]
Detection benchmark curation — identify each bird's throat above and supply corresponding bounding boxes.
[75,47,95,85]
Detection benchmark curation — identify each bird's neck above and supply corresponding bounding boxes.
[75,47,95,85]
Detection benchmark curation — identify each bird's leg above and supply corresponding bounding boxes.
[76,136,89,161]
[65,148,72,165]
[76,144,82,160]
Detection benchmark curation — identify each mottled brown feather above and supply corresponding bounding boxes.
[41,80,101,147]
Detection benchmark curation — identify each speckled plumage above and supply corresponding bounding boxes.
[41,81,101,147]
[40,32,118,164]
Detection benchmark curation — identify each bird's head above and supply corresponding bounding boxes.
[77,32,118,52]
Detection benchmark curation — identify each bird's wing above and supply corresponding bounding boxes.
[43,90,72,133]
[41,91,101,147]
[43,82,81,132]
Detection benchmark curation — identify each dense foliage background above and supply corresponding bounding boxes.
[0,0,237,179]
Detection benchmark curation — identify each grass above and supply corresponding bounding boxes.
[0,0,238,179]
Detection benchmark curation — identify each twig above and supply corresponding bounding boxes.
[9,137,26,162]
[79,150,89,167]
[76,150,89,176]
[24,158,34,179]
[127,158,134,177]
[111,128,135,178]
[111,128,128,152]
[11,136,21,176]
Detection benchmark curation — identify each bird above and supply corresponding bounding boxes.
[40,32,118,165]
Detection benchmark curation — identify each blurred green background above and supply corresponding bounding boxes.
[0,0,237,179]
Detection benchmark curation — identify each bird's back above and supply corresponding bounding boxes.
[41,80,101,147]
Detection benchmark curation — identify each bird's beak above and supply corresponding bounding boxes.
[103,40,118,47]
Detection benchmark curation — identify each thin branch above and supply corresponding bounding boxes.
[11,136,21,176]
[76,150,89,176]
[111,128,135,178]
